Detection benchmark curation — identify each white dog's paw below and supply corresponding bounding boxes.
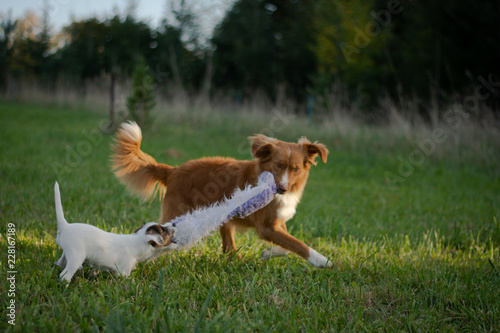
[260,247,289,260]
[307,249,333,268]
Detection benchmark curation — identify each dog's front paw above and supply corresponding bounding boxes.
[260,247,289,260]
[307,249,333,268]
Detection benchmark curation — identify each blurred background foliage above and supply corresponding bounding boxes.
[1,0,499,120]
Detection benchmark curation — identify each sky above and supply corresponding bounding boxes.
[2,0,233,39]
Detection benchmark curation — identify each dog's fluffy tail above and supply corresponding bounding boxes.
[111,121,173,199]
[54,182,68,229]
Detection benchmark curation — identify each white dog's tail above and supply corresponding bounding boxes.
[54,182,69,229]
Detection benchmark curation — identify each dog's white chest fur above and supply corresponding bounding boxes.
[275,192,301,222]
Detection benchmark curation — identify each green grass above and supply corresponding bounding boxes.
[0,101,499,332]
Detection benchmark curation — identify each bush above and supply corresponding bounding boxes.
[127,58,156,127]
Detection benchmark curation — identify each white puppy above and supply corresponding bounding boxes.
[54,182,177,283]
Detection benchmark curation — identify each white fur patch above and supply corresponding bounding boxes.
[281,170,289,187]
[258,135,279,144]
[308,248,332,268]
[121,121,142,142]
[298,137,310,144]
[275,192,300,221]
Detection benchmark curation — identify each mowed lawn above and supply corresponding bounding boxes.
[0,101,499,332]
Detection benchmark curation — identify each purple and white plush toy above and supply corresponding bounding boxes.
[154,171,277,254]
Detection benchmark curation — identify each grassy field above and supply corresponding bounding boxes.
[1,101,499,332]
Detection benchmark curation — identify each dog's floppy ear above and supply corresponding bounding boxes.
[146,224,173,247]
[299,137,329,166]
[249,134,278,160]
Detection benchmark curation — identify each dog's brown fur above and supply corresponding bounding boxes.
[111,122,329,265]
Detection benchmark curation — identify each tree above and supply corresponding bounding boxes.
[127,57,156,127]
[0,12,17,91]
[149,1,207,97]
[5,10,51,77]
[57,15,154,128]
[58,19,108,79]
[383,0,500,106]
[312,0,393,107]
[312,0,500,113]
[212,0,317,103]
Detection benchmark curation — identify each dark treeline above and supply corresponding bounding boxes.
[1,0,499,117]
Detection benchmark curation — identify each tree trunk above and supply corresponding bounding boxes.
[200,51,213,102]
[169,45,183,90]
[109,70,116,130]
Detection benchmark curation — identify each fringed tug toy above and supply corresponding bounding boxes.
[157,171,277,252]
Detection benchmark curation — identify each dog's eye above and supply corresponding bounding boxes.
[294,167,299,173]
[276,163,282,169]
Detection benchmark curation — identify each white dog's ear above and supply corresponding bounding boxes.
[146,224,174,247]
[134,223,146,233]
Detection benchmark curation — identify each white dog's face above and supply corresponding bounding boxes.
[134,222,176,247]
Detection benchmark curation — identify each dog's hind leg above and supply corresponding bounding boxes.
[55,253,83,270]
[220,223,236,253]
[60,264,81,283]
[59,250,85,283]
[260,246,289,260]
[55,253,67,267]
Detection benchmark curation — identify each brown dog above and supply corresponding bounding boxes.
[112,122,331,268]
